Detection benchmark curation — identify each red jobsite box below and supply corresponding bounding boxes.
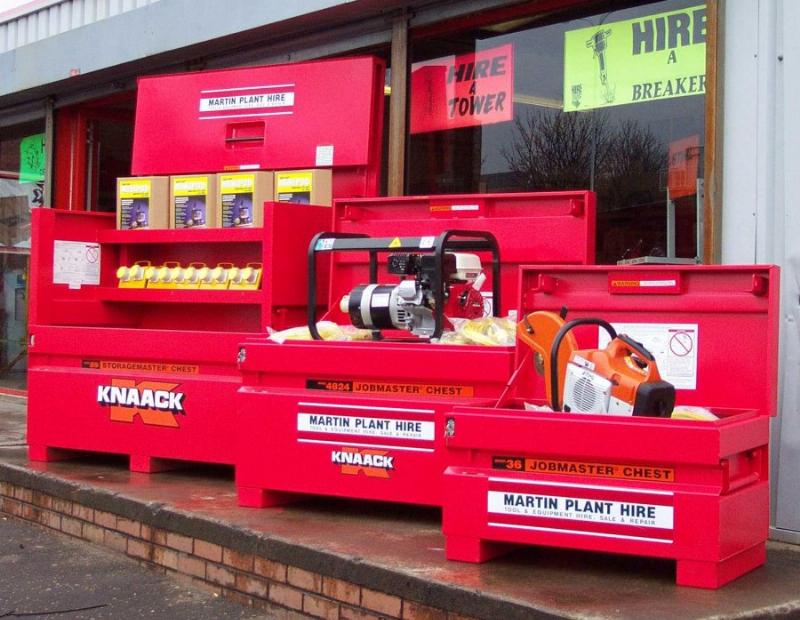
[27,204,330,471]
[234,191,596,507]
[236,341,510,507]
[442,265,779,588]
[329,192,595,317]
[132,56,385,199]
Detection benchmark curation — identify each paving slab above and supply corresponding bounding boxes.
[0,513,267,619]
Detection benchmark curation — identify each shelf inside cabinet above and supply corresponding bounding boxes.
[98,287,262,304]
[97,228,263,244]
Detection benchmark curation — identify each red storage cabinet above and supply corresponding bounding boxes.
[28,55,387,471]
[27,203,330,471]
[441,265,779,588]
[234,191,596,507]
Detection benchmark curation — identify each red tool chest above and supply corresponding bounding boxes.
[441,265,779,588]
[27,203,330,471]
[235,191,596,507]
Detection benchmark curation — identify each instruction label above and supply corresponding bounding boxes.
[53,240,101,289]
[297,413,434,441]
[306,379,474,398]
[488,490,674,530]
[599,322,698,390]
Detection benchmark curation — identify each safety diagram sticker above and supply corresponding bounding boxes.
[53,240,101,289]
[599,322,698,390]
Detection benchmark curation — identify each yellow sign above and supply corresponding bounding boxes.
[220,174,254,193]
[119,179,151,199]
[563,5,706,111]
[173,177,209,196]
[275,172,312,193]
[389,237,402,249]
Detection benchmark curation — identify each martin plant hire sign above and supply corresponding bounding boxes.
[564,5,706,111]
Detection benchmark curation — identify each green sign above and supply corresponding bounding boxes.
[564,5,706,112]
[19,133,45,183]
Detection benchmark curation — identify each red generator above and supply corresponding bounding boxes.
[235,191,595,507]
[27,56,385,472]
[441,265,779,588]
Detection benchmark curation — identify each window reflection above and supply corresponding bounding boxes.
[409,0,706,264]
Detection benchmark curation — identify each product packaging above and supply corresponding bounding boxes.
[116,177,169,230]
[274,169,332,206]
[170,175,217,228]
[217,172,272,227]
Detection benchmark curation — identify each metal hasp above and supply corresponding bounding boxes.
[306,230,501,340]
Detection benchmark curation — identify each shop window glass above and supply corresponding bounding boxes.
[409,0,707,264]
[0,119,46,390]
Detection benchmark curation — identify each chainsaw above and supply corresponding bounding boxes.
[517,311,675,417]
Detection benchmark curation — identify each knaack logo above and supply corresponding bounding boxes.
[97,378,185,428]
[331,447,394,478]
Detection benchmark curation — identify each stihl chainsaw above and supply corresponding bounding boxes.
[517,310,675,417]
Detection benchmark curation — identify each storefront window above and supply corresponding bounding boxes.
[0,119,46,390]
[409,0,707,264]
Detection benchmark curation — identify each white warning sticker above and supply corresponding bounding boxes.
[599,323,698,390]
[53,240,101,289]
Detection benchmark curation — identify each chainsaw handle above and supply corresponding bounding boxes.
[616,334,655,361]
[607,335,660,380]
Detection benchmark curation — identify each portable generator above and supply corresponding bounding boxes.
[307,230,500,340]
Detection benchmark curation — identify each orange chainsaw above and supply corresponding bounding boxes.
[517,310,675,417]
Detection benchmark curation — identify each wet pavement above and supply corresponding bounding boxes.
[2,395,800,619]
[0,513,267,619]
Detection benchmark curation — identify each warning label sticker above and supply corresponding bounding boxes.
[491,456,674,482]
[599,322,698,390]
[297,413,434,441]
[306,379,474,398]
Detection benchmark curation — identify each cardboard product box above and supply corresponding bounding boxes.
[169,175,217,228]
[217,172,272,228]
[117,177,169,230]
[274,169,332,206]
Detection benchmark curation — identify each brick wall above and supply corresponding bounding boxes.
[0,480,475,620]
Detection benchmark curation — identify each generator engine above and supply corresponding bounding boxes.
[340,252,485,337]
